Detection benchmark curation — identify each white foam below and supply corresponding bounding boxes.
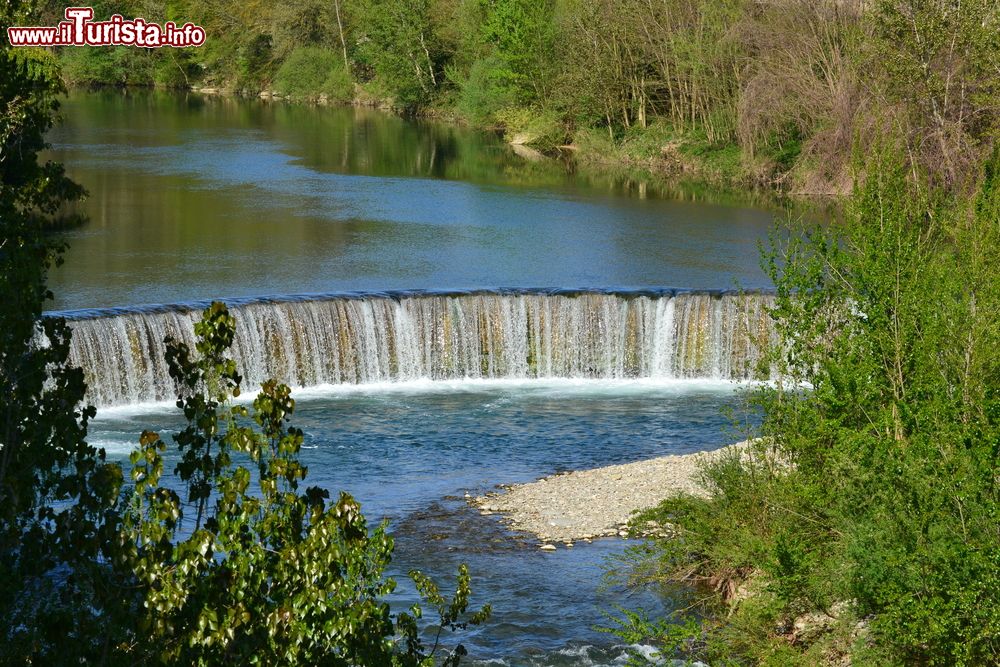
[290,376,750,398]
[87,438,142,456]
[90,375,754,421]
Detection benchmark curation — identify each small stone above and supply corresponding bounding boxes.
[466,441,754,544]
[540,544,557,551]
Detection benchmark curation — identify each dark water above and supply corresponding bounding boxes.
[47,90,776,311]
[91,380,747,665]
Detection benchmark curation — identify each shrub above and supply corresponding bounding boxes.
[322,64,354,102]
[59,46,155,86]
[455,56,515,124]
[493,106,567,151]
[615,142,1000,665]
[274,46,352,101]
[121,302,490,664]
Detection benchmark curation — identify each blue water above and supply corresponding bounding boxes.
[46,91,776,311]
[90,379,749,664]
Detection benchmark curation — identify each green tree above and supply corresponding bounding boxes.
[869,0,1000,187]
[274,46,353,101]
[354,0,444,109]
[0,7,128,660]
[476,0,554,106]
[122,302,490,665]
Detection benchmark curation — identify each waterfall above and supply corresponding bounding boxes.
[52,289,776,408]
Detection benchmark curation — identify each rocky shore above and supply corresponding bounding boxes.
[472,442,748,547]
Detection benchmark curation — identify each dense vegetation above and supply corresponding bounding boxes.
[0,7,488,662]
[37,0,1000,192]
[614,141,1000,664]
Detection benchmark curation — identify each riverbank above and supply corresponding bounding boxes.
[195,84,829,196]
[62,80,827,202]
[471,441,749,546]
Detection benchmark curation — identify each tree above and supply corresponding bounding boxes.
[476,0,554,106]
[121,302,490,665]
[355,0,445,109]
[0,4,128,659]
[869,0,1000,188]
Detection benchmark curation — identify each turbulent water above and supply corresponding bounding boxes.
[54,289,775,408]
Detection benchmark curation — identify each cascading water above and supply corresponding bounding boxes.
[52,289,776,408]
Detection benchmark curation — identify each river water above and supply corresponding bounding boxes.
[47,89,774,311]
[47,89,774,665]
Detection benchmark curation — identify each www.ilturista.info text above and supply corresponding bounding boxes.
[7,7,205,47]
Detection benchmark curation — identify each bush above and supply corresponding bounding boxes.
[59,46,155,86]
[152,51,199,88]
[616,142,1000,665]
[322,64,354,102]
[120,302,491,664]
[274,46,352,101]
[493,106,567,151]
[455,56,516,124]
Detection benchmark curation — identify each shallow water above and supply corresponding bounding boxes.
[90,380,749,664]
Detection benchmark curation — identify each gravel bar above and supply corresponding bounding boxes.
[471,442,748,547]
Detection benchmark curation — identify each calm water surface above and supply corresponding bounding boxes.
[47,90,776,311]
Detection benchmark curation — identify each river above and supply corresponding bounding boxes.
[46,89,776,666]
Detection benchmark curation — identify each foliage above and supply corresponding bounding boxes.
[60,46,141,86]
[0,11,127,661]
[868,0,1000,188]
[51,0,199,88]
[492,106,565,150]
[37,0,1000,190]
[454,55,515,124]
[274,46,353,101]
[475,0,554,107]
[352,0,444,110]
[120,301,491,664]
[615,142,1000,664]
[322,65,354,102]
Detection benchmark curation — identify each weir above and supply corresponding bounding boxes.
[51,289,776,408]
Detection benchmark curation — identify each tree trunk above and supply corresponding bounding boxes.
[333,0,348,69]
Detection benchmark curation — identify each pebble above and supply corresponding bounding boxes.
[471,441,752,542]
